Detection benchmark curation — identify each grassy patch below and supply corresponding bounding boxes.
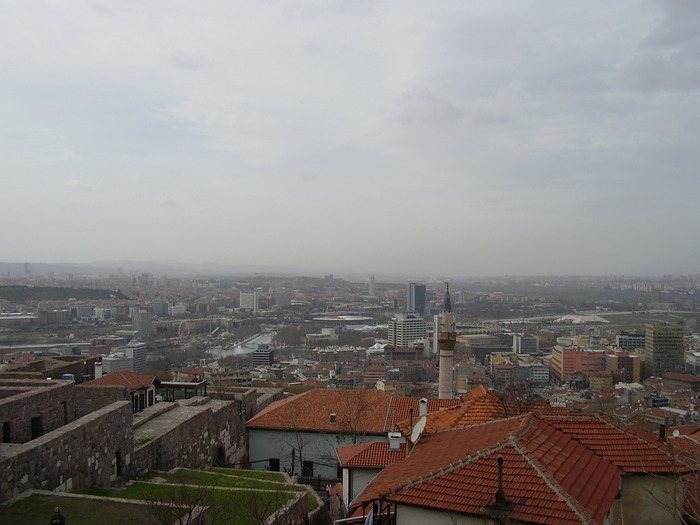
[1,470,315,525]
[142,470,294,490]
[0,494,148,525]
[210,467,286,482]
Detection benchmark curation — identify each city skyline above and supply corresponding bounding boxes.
[2,2,699,277]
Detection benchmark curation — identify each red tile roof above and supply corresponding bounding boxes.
[83,370,158,390]
[355,413,691,524]
[542,414,689,474]
[337,441,408,468]
[247,389,392,434]
[397,387,568,434]
[355,414,621,524]
[664,372,700,383]
[246,389,460,434]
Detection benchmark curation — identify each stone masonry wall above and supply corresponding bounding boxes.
[0,380,78,443]
[0,401,134,503]
[74,384,130,417]
[132,398,247,477]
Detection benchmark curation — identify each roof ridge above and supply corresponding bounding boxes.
[432,412,528,435]
[510,437,597,525]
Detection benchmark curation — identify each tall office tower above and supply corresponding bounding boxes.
[240,291,259,312]
[438,283,457,399]
[388,314,428,347]
[407,282,426,315]
[643,324,685,377]
[125,341,147,373]
[368,275,376,297]
[132,311,154,336]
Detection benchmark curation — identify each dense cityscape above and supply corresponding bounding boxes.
[3,1,700,523]
[2,264,700,523]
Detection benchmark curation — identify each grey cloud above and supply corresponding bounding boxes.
[390,88,464,127]
[64,179,92,191]
[622,51,700,91]
[155,194,180,207]
[172,55,209,71]
[643,0,700,48]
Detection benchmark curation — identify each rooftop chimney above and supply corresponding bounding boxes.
[659,423,666,442]
[495,455,507,506]
[388,432,402,451]
[419,398,428,417]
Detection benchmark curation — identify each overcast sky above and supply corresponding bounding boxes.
[1,1,699,278]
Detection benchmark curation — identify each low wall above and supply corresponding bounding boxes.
[132,399,247,477]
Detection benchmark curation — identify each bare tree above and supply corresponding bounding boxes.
[336,389,375,445]
[492,381,542,418]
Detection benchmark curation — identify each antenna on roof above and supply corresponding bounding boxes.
[410,415,426,444]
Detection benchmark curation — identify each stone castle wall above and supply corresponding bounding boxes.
[0,401,133,503]
[74,384,130,417]
[132,398,248,476]
[0,380,77,443]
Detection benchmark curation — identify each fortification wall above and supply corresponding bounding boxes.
[0,380,77,443]
[0,401,133,503]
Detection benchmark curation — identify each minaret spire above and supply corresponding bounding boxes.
[438,282,457,399]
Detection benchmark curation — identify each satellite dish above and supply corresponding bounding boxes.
[410,415,427,443]
[672,430,681,437]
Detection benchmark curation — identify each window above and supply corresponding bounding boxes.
[2,421,11,442]
[31,416,43,440]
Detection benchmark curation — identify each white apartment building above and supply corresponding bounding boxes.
[388,314,428,348]
[240,292,259,312]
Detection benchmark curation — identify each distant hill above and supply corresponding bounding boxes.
[0,286,130,303]
[0,260,307,278]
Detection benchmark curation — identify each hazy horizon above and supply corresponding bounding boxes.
[2,1,699,277]
[0,259,693,283]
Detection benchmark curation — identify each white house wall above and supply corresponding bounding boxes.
[248,428,385,479]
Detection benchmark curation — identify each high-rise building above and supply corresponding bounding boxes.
[388,314,428,348]
[643,324,685,377]
[407,282,426,315]
[124,341,147,373]
[240,291,259,312]
[368,275,376,297]
[132,311,153,336]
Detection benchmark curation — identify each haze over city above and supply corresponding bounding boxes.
[2,1,699,277]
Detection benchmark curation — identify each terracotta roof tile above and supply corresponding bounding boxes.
[247,389,392,434]
[82,370,158,390]
[354,412,689,524]
[337,441,408,468]
[355,415,622,524]
[397,388,568,434]
[542,414,686,473]
[247,389,460,434]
